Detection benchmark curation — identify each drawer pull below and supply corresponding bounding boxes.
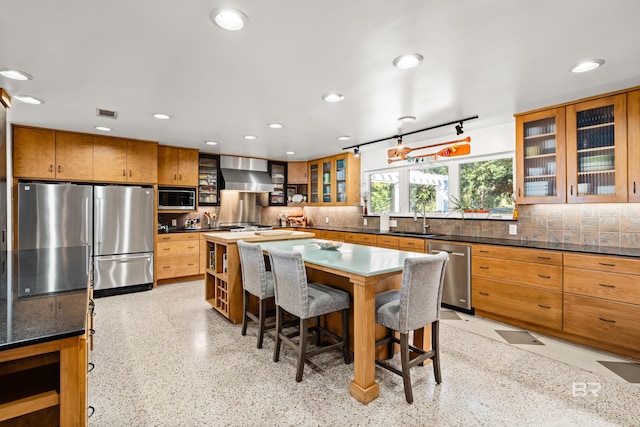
[537,256,551,260]
[479,250,489,253]
[479,292,489,296]
[163,266,171,269]
[537,274,551,279]
[479,266,489,270]
[598,317,616,323]
[598,262,616,267]
[187,263,195,266]
[187,246,195,249]
[537,304,551,309]
[598,283,616,288]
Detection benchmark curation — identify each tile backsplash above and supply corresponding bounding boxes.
[263,203,640,248]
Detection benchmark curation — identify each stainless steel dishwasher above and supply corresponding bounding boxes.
[428,242,472,313]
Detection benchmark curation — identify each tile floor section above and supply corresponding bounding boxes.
[89,280,640,426]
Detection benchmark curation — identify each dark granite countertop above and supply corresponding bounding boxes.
[159,227,225,234]
[0,246,91,352]
[288,225,640,258]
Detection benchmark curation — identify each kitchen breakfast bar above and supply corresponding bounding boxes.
[204,232,427,404]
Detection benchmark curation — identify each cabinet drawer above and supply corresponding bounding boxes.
[156,233,199,242]
[473,257,562,291]
[157,240,199,255]
[355,234,376,245]
[565,268,640,305]
[564,294,640,356]
[472,244,562,265]
[313,230,344,241]
[397,237,425,253]
[344,232,359,243]
[564,252,640,276]
[376,236,398,248]
[156,254,199,279]
[473,277,562,330]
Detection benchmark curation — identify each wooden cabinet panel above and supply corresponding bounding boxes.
[564,252,640,275]
[628,90,640,201]
[157,146,197,186]
[564,294,640,357]
[354,234,376,245]
[565,268,640,305]
[307,153,360,206]
[287,161,307,184]
[156,233,199,242]
[54,132,93,180]
[376,235,398,248]
[156,254,199,279]
[177,148,198,186]
[157,240,199,256]
[200,235,208,275]
[397,237,425,253]
[474,277,562,330]
[13,126,56,179]
[472,244,562,265]
[312,229,344,241]
[93,136,127,182]
[473,256,562,291]
[127,140,158,184]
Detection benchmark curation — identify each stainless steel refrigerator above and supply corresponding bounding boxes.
[18,182,154,297]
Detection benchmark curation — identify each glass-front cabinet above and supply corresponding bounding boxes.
[516,108,566,204]
[335,156,347,203]
[268,161,287,206]
[308,153,360,206]
[566,94,627,203]
[198,154,220,206]
[322,160,332,203]
[629,90,640,202]
[309,163,319,203]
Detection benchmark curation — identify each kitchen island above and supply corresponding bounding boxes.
[202,230,314,323]
[0,246,91,426]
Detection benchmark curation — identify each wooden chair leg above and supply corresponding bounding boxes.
[432,321,442,384]
[296,318,309,382]
[386,328,394,360]
[315,315,321,345]
[257,298,266,349]
[241,290,249,336]
[273,306,283,362]
[400,333,414,404]
[342,308,351,363]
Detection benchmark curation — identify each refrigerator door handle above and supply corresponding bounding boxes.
[84,196,91,245]
[95,255,152,262]
[95,197,101,251]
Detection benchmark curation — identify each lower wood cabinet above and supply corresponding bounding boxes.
[156,233,200,280]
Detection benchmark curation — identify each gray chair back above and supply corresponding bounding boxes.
[399,251,449,333]
[237,240,270,299]
[268,247,309,318]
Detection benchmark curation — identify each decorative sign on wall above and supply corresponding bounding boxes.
[387,136,472,164]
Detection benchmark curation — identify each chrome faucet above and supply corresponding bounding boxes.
[416,202,431,234]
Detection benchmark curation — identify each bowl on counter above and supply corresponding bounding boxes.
[315,240,342,250]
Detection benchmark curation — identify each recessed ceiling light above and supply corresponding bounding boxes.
[153,113,171,120]
[398,115,416,122]
[392,53,424,69]
[210,8,248,31]
[243,135,257,140]
[337,135,351,141]
[204,141,218,146]
[570,59,605,73]
[95,126,112,132]
[268,123,283,129]
[286,151,295,155]
[14,95,44,105]
[322,93,345,103]
[0,68,33,80]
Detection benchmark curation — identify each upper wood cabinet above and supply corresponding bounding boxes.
[308,153,360,206]
[93,137,158,184]
[628,90,640,202]
[516,89,634,204]
[13,126,93,181]
[287,161,307,184]
[158,146,199,186]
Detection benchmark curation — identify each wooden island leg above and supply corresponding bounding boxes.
[349,277,380,403]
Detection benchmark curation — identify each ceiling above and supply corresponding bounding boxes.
[2,0,640,161]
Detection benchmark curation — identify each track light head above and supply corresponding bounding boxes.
[396,136,404,149]
[353,147,360,157]
[455,122,464,135]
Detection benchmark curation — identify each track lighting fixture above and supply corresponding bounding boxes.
[353,147,360,157]
[455,122,464,135]
[396,137,404,149]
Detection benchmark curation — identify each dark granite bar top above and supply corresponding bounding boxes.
[0,246,91,352]
[286,225,640,258]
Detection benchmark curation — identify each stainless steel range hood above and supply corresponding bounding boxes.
[220,156,275,192]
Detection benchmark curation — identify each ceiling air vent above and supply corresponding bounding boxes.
[96,108,118,119]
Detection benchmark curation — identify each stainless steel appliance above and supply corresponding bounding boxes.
[428,242,472,313]
[93,185,154,296]
[17,183,154,297]
[158,188,196,210]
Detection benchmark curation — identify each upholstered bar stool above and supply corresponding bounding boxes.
[237,240,275,349]
[374,251,449,403]
[268,247,351,382]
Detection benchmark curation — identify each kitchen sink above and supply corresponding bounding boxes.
[387,230,443,238]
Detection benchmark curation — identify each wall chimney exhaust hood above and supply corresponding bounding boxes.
[220,156,275,192]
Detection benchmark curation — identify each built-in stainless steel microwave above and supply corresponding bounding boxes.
[158,188,196,210]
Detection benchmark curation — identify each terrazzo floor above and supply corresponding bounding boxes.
[88,280,640,426]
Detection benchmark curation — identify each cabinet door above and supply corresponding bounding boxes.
[93,136,127,182]
[177,149,199,186]
[335,155,348,203]
[55,132,93,180]
[321,159,332,203]
[13,126,56,179]
[128,140,158,184]
[287,161,307,184]
[268,161,287,205]
[566,94,627,203]
[309,162,319,204]
[628,90,640,202]
[158,146,178,185]
[515,108,566,203]
[198,154,220,205]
